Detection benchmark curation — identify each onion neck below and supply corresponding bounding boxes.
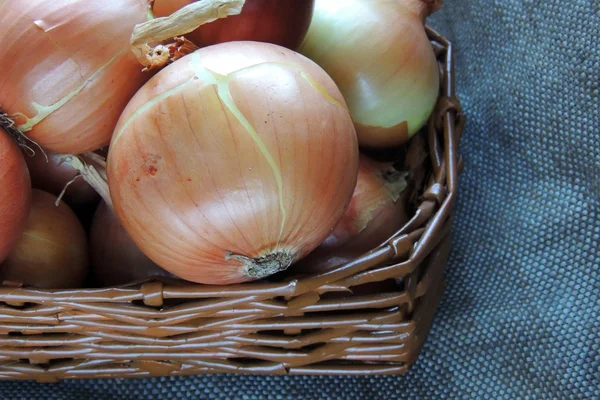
[60,153,113,210]
[226,251,293,280]
[130,0,245,70]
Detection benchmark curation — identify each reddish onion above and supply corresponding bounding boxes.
[299,0,441,148]
[25,151,100,208]
[291,154,409,275]
[153,0,315,50]
[0,130,31,264]
[0,0,150,153]
[108,41,359,284]
[0,190,88,288]
[91,202,175,287]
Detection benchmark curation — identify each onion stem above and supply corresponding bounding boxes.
[61,153,112,210]
[130,0,245,69]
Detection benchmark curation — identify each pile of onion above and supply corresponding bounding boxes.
[299,0,441,148]
[0,129,31,264]
[107,41,359,285]
[91,202,175,287]
[0,190,88,288]
[291,154,410,275]
[0,0,151,153]
[153,0,315,50]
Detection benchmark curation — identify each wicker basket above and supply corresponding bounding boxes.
[0,27,464,381]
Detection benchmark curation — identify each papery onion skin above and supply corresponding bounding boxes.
[0,0,150,154]
[0,190,88,288]
[108,41,359,285]
[299,0,440,148]
[153,0,315,50]
[91,202,176,287]
[291,155,409,275]
[25,151,100,208]
[0,130,32,264]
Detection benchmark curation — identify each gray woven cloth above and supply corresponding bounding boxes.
[1,1,599,398]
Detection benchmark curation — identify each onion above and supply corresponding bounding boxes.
[91,202,175,287]
[298,0,441,148]
[153,0,315,50]
[25,151,100,208]
[0,190,88,288]
[0,0,150,154]
[0,130,31,264]
[108,41,359,284]
[291,154,409,275]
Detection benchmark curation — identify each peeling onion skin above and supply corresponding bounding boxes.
[25,150,100,208]
[153,0,315,50]
[298,0,440,148]
[108,41,359,285]
[291,155,410,276]
[0,190,88,289]
[0,130,32,264]
[0,0,150,154]
[91,202,176,287]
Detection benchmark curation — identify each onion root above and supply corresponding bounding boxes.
[226,251,293,278]
[0,110,45,158]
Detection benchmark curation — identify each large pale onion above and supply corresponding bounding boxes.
[0,0,150,153]
[299,0,441,148]
[108,41,359,284]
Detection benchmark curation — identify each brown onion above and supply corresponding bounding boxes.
[0,0,150,153]
[153,0,315,50]
[0,190,88,288]
[25,151,100,208]
[108,41,359,284]
[292,154,409,275]
[91,202,175,287]
[0,130,32,263]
